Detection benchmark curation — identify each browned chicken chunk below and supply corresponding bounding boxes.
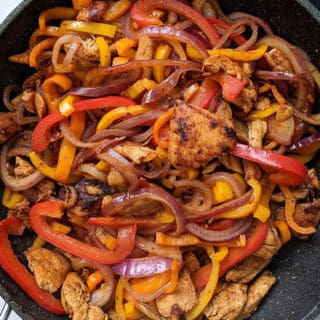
[156,269,197,317]
[76,1,108,22]
[168,100,236,169]
[73,304,106,320]
[242,270,276,319]
[203,55,257,113]
[264,48,294,73]
[13,156,35,178]
[0,112,21,143]
[25,247,71,293]
[61,272,90,316]
[204,283,248,320]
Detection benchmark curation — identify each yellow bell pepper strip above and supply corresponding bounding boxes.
[186,43,203,61]
[246,103,278,121]
[279,186,316,235]
[54,112,86,182]
[60,20,117,38]
[186,247,228,320]
[212,180,234,205]
[87,270,105,293]
[112,56,130,65]
[164,259,180,294]
[41,74,73,112]
[187,168,199,180]
[253,183,275,222]
[96,36,111,67]
[72,0,92,10]
[153,43,172,83]
[115,278,126,320]
[2,187,24,209]
[96,105,151,131]
[152,108,173,148]
[0,217,66,315]
[58,94,78,116]
[126,79,157,100]
[29,152,56,180]
[230,143,308,187]
[208,44,268,62]
[29,26,69,48]
[39,7,77,32]
[273,220,291,244]
[113,38,137,59]
[167,39,187,60]
[124,301,142,319]
[103,0,132,21]
[213,179,262,220]
[29,37,57,68]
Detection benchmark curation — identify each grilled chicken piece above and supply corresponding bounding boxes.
[264,48,294,73]
[73,304,106,320]
[226,224,281,283]
[76,2,108,22]
[203,55,257,113]
[22,179,55,203]
[0,112,21,143]
[107,167,126,186]
[61,272,90,316]
[13,156,35,178]
[248,119,267,149]
[183,252,200,273]
[168,100,236,169]
[114,141,157,164]
[25,248,71,293]
[267,115,295,146]
[135,35,154,78]
[204,283,248,320]
[156,269,197,317]
[242,270,276,319]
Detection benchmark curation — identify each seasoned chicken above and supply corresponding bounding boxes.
[114,141,157,164]
[107,167,126,186]
[135,35,154,78]
[204,283,248,320]
[264,48,294,73]
[22,179,55,203]
[25,248,71,293]
[247,119,267,149]
[242,159,262,181]
[61,272,90,316]
[0,112,21,143]
[156,269,197,317]
[168,100,236,169]
[76,2,108,22]
[14,156,35,178]
[203,55,257,113]
[267,115,295,146]
[183,252,200,273]
[73,304,106,320]
[226,224,281,283]
[242,270,276,319]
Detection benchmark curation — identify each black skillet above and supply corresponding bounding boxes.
[0,1,320,319]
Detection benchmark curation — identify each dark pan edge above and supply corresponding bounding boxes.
[297,0,320,23]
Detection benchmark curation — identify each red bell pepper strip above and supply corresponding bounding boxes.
[211,72,246,103]
[0,217,65,315]
[207,18,247,46]
[31,96,136,153]
[230,143,308,186]
[130,0,220,46]
[188,78,220,110]
[29,200,137,264]
[192,221,268,289]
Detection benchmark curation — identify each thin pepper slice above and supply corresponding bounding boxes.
[273,220,291,244]
[29,37,57,68]
[72,0,92,10]
[253,183,275,222]
[246,103,278,121]
[115,278,126,319]
[29,200,137,264]
[186,247,228,320]
[39,7,76,32]
[153,43,172,83]
[130,0,220,46]
[230,143,308,186]
[29,151,56,180]
[103,0,132,21]
[2,187,24,209]
[152,108,173,148]
[96,36,111,67]
[0,217,65,315]
[60,20,117,38]
[208,45,268,62]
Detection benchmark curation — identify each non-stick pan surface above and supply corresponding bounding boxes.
[0,1,320,319]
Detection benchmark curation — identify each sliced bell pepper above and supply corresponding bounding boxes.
[103,0,132,21]
[60,20,117,38]
[273,220,291,244]
[164,259,179,294]
[186,247,228,320]
[191,221,268,289]
[29,151,56,180]
[0,217,65,315]
[29,37,57,68]
[31,96,136,153]
[2,187,24,209]
[72,0,92,10]
[152,108,173,148]
[188,78,220,110]
[96,36,111,67]
[208,45,268,62]
[153,43,172,83]
[130,0,220,46]
[115,278,126,319]
[29,200,137,264]
[253,183,275,222]
[230,143,308,186]
[246,103,278,121]
[211,72,246,103]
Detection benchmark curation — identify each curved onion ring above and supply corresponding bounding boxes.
[3,84,21,111]
[173,179,213,213]
[102,186,186,235]
[186,216,252,242]
[129,127,153,143]
[0,133,44,191]
[77,163,108,182]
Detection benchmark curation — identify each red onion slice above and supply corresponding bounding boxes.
[254,70,301,81]
[113,256,172,278]
[186,217,252,242]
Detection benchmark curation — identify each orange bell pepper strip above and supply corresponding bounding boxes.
[29,200,137,264]
[164,259,180,294]
[41,74,73,112]
[29,37,57,68]
[153,43,172,83]
[87,270,105,293]
[29,26,69,48]
[152,108,173,148]
[156,232,201,247]
[54,112,86,182]
[72,0,92,10]
[39,7,76,32]
[280,186,316,235]
[0,217,65,315]
[273,220,291,244]
[103,0,132,21]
